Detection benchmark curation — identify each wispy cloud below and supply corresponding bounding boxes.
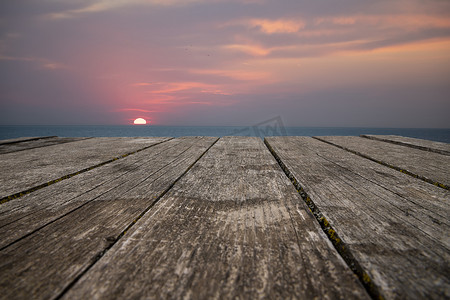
[219,13,450,58]
[41,63,67,70]
[249,19,306,34]
[223,44,271,56]
[140,81,233,96]
[221,18,306,34]
[0,55,67,70]
[190,68,271,81]
[44,0,216,19]
[2,0,450,126]
[131,82,154,87]
[116,108,158,113]
[314,14,450,29]
[144,95,178,104]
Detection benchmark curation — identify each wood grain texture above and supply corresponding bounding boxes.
[0,137,217,300]
[316,136,450,189]
[0,138,205,249]
[0,136,56,145]
[361,135,450,156]
[63,136,368,300]
[0,137,89,154]
[0,137,169,199]
[266,136,450,300]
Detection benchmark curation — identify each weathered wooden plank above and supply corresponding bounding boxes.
[0,137,89,155]
[362,134,450,156]
[62,137,368,300]
[0,137,169,200]
[0,137,203,249]
[0,136,56,145]
[265,136,450,299]
[316,136,450,189]
[0,137,217,300]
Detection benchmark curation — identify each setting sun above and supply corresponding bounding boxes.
[133,118,147,125]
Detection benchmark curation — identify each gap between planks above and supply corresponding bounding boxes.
[361,135,450,156]
[4,135,444,299]
[0,137,218,299]
[0,136,57,145]
[0,137,92,155]
[0,138,209,250]
[54,137,220,300]
[264,138,385,300]
[0,138,173,205]
[313,136,449,191]
[60,136,368,299]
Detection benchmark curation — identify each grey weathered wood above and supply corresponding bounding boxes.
[63,137,368,300]
[266,136,450,299]
[0,136,56,145]
[316,136,450,189]
[0,137,89,154]
[0,137,169,199]
[362,134,450,156]
[0,137,204,249]
[0,137,217,300]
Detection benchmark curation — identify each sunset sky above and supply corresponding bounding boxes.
[1,0,449,127]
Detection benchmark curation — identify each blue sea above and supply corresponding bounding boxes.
[1,125,449,143]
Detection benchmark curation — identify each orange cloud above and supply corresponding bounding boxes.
[243,37,450,96]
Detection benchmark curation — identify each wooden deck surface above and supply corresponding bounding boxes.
[361,134,450,155]
[316,136,450,189]
[0,135,448,299]
[0,137,86,155]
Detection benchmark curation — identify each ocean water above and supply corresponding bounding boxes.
[1,125,449,143]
